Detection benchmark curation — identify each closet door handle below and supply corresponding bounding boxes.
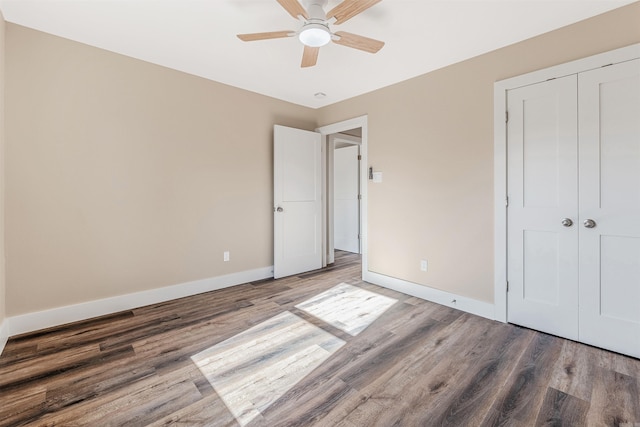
[561,218,573,227]
[583,219,596,228]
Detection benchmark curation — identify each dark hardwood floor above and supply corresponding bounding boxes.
[1,251,639,426]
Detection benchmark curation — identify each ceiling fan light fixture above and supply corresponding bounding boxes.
[299,23,331,47]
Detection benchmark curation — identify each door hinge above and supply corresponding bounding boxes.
[506,281,509,292]
[505,111,509,123]
[505,196,509,207]
[357,154,362,160]
[358,194,362,200]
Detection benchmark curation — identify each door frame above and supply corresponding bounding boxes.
[327,134,362,264]
[493,43,640,322]
[316,115,368,277]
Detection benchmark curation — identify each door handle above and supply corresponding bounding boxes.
[583,219,596,228]
[275,206,284,213]
[561,218,573,227]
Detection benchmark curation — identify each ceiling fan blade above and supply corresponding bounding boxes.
[301,45,319,68]
[237,31,293,42]
[276,0,309,20]
[333,31,384,53]
[326,0,382,25]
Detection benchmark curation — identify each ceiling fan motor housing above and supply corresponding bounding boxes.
[299,0,331,47]
[304,0,329,21]
[306,0,327,22]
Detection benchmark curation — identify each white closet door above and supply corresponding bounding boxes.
[578,59,640,358]
[507,75,579,340]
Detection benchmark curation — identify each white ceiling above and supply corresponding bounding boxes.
[0,0,635,108]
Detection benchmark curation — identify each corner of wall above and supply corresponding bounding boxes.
[0,9,7,356]
[0,320,8,355]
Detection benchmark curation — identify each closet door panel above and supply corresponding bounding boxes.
[506,75,579,340]
[578,59,640,358]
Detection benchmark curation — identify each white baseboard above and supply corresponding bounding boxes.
[363,270,495,320]
[4,266,492,342]
[0,319,8,356]
[7,266,274,337]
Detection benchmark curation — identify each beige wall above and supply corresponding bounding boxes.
[5,24,316,316]
[4,3,640,319]
[0,12,5,326]
[318,2,640,304]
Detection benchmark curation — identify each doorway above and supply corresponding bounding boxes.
[273,116,368,279]
[328,132,362,263]
[317,116,368,277]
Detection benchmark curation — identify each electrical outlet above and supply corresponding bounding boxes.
[224,251,230,262]
[420,259,428,272]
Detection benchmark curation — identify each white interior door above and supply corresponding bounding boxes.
[274,125,322,279]
[507,75,580,340]
[334,145,360,253]
[578,59,640,358]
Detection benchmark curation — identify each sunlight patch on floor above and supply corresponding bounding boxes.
[296,283,398,336]
[191,311,345,426]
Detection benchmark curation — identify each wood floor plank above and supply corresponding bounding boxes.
[285,313,495,426]
[256,330,399,424]
[98,300,256,352]
[1,312,138,369]
[0,386,47,427]
[43,348,155,411]
[101,379,203,427]
[350,318,519,426]
[1,251,638,426]
[148,394,239,427]
[534,387,589,426]
[251,278,342,310]
[0,348,139,426]
[0,343,102,389]
[548,340,596,402]
[481,332,565,425]
[377,299,441,335]
[418,323,534,426]
[327,394,387,427]
[36,374,202,426]
[137,302,286,377]
[611,350,640,379]
[0,344,39,368]
[337,316,444,391]
[258,378,358,427]
[587,366,640,426]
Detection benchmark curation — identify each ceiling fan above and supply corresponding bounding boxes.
[237,0,385,68]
